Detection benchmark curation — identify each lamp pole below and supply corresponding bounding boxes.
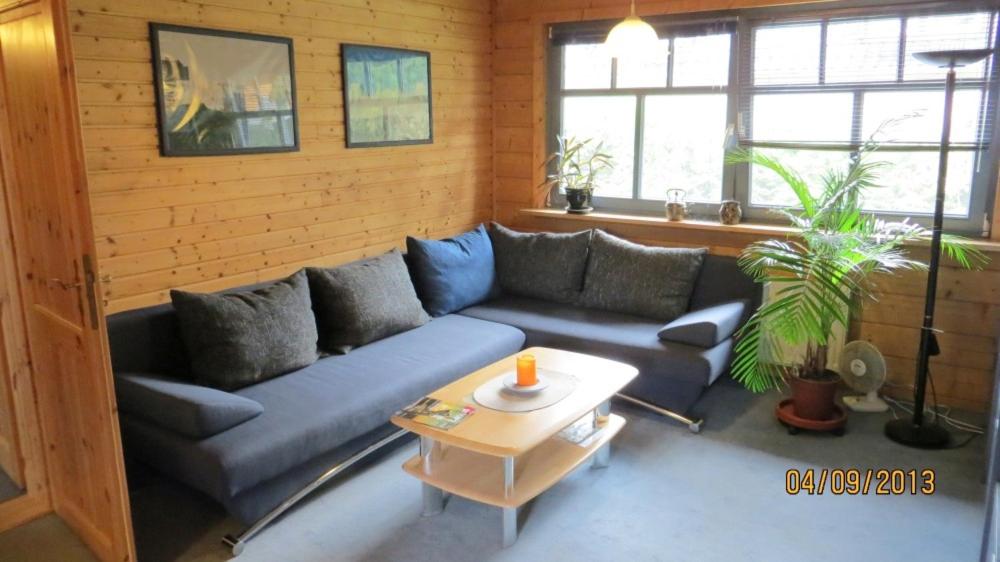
[885,48,993,449]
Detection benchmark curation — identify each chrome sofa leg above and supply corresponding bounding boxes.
[222,428,410,556]
[615,393,704,433]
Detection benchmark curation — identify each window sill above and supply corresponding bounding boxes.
[518,208,1000,254]
[519,208,797,237]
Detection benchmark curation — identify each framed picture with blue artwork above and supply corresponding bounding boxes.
[149,23,299,156]
[341,44,433,148]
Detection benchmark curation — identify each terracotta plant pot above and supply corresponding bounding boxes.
[789,372,840,420]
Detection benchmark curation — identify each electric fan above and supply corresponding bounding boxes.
[838,341,889,413]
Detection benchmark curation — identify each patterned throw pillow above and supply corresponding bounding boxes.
[307,249,430,354]
[171,271,319,391]
[489,223,592,304]
[580,230,707,321]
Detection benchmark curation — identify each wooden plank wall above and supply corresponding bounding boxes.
[67,0,494,314]
[494,0,1000,413]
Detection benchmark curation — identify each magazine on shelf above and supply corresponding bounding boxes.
[396,396,474,430]
[557,411,604,448]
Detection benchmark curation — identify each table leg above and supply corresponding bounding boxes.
[420,436,444,516]
[422,483,444,516]
[501,455,517,546]
[593,400,611,469]
[502,506,518,548]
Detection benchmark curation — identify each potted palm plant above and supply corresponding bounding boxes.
[727,142,984,421]
[543,135,613,214]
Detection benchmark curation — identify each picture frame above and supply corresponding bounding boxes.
[149,23,300,157]
[341,44,433,148]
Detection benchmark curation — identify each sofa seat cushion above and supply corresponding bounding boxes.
[658,300,749,348]
[119,314,525,503]
[115,373,264,439]
[459,296,731,386]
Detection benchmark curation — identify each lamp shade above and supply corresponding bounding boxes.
[605,14,660,60]
[912,48,992,68]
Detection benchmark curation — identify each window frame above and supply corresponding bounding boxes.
[548,24,739,217]
[547,0,1000,235]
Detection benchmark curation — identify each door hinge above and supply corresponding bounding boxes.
[82,254,99,330]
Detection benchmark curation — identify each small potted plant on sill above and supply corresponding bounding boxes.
[542,135,613,214]
[726,140,985,426]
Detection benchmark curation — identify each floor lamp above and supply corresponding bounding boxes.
[884,48,994,449]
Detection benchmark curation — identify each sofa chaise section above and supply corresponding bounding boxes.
[459,255,761,420]
[111,313,525,524]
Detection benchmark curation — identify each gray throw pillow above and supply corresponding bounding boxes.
[307,250,430,354]
[580,230,707,321]
[489,223,591,304]
[170,271,319,391]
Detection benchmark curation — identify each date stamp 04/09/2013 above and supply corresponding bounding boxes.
[785,468,936,496]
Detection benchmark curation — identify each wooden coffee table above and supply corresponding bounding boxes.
[390,347,638,547]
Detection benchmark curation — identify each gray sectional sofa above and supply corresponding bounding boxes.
[106,224,760,552]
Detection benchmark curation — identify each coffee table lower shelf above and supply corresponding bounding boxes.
[402,413,625,510]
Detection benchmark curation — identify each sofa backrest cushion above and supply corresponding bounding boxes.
[171,270,319,391]
[580,229,707,321]
[489,223,591,304]
[307,249,430,354]
[107,301,188,377]
[406,224,499,317]
[688,254,762,316]
[115,373,264,439]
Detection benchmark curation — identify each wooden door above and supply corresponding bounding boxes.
[0,214,23,488]
[0,0,134,560]
[0,123,51,532]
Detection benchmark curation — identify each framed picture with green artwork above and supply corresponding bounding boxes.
[341,44,433,148]
[149,23,299,156]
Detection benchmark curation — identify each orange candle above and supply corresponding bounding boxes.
[516,354,537,386]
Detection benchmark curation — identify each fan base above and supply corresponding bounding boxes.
[884,418,950,449]
[843,394,889,413]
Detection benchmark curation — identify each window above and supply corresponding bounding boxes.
[549,2,1000,233]
[553,21,735,212]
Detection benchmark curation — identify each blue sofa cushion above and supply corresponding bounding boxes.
[307,250,430,354]
[406,224,498,317]
[170,271,319,390]
[580,230,706,321]
[459,296,731,386]
[117,314,525,504]
[657,300,748,348]
[489,223,592,304]
[115,373,263,439]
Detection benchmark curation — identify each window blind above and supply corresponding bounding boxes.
[736,5,1000,149]
[550,17,736,46]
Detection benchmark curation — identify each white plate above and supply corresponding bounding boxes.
[501,374,550,395]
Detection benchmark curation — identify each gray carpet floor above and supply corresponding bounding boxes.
[0,514,96,562]
[117,378,987,562]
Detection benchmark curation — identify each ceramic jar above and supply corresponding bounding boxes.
[719,199,742,225]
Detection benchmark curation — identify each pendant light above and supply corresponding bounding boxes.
[605,0,660,60]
